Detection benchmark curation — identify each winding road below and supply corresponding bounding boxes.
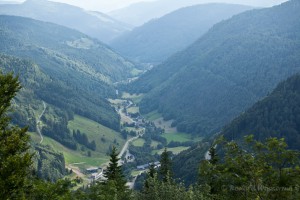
[36,101,46,144]
[118,135,140,159]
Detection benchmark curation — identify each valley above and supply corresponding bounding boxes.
[26,89,196,186]
[1,0,300,199]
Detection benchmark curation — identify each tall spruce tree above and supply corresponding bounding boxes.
[0,72,32,199]
[159,148,172,182]
[102,146,130,199]
[104,146,125,184]
[144,163,157,189]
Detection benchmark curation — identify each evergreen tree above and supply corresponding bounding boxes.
[0,72,32,199]
[104,146,123,182]
[208,146,218,165]
[144,163,156,189]
[159,148,172,182]
[102,146,130,199]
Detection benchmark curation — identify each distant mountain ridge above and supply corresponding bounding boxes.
[0,0,132,43]
[110,3,253,64]
[130,0,300,136]
[109,0,287,26]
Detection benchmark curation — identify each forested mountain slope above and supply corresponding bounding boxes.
[221,73,300,149]
[0,0,132,43]
[131,0,300,136]
[110,3,252,64]
[0,15,134,130]
[0,54,72,181]
[172,73,300,186]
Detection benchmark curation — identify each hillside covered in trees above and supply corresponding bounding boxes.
[221,73,300,149]
[130,0,300,136]
[172,73,300,186]
[110,3,252,64]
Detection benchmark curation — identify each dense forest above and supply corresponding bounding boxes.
[221,73,300,149]
[130,0,300,136]
[171,73,300,186]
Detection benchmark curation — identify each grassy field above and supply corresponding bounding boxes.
[152,146,190,155]
[151,140,161,148]
[131,169,143,177]
[131,68,143,76]
[132,138,145,147]
[127,106,139,114]
[28,132,41,144]
[27,115,122,167]
[108,98,126,105]
[153,117,177,133]
[68,115,126,157]
[144,110,162,121]
[122,92,144,104]
[162,132,202,143]
[41,136,108,167]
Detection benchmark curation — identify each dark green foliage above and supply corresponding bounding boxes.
[134,173,147,191]
[136,175,212,200]
[172,73,300,187]
[88,180,131,200]
[33,144,66,182]
[104,146,127,191]
[131,0,300,136]
[111,3,252,64]
[222,73,300,150]
[73,130,97,151]
[208,146,218,165]
[121,130,128,139]
[172,142,210,186]
[159,148,172,182]
[86,146,132,200]
[144,164,156,189]
[199,135,300,199]
[27,179,72,200]
[0,72,32,199]
[43,120,77,150]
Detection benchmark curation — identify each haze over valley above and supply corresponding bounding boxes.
[0,0,300,199]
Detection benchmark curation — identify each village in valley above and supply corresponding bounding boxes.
[80,93,163,188]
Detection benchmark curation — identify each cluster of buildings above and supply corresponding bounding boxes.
[136,161,160,171]
[86,167,103,180]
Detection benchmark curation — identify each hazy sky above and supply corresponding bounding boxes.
[0,0,289,13]
[0,0,156,12]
